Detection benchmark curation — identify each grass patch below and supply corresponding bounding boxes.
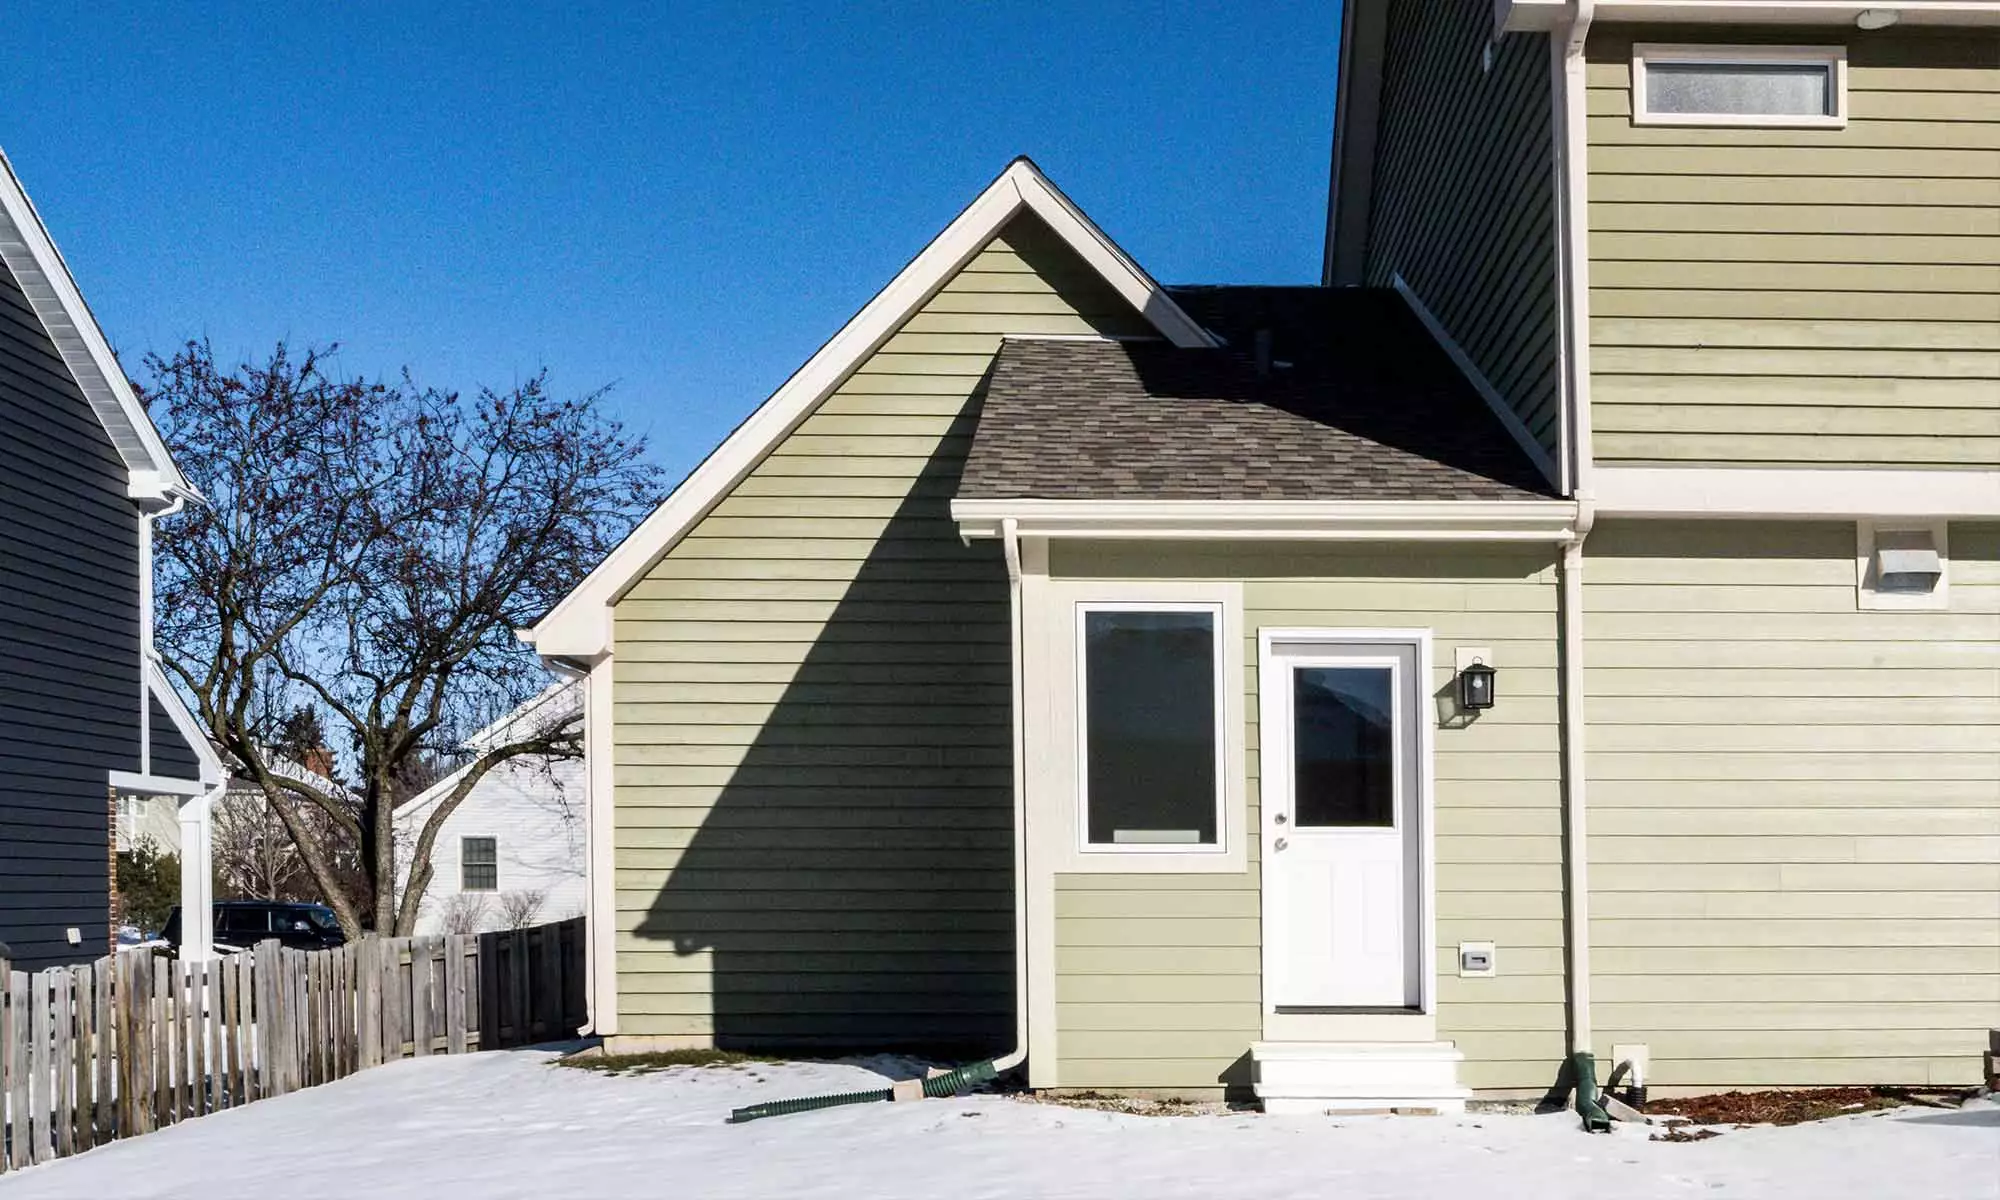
[558,1048,778,1076]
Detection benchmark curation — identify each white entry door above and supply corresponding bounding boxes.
[1262,637,1423,1010]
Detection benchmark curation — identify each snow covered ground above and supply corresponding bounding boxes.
[4,1051,1995,1200]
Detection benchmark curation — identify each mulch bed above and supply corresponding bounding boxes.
[1643,1086,1951,1127]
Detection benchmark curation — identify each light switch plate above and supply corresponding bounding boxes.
[1458,941,1497,977]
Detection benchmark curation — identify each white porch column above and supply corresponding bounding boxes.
[176,785,221,961]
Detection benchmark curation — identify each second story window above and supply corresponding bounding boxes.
[1633,45,1846,128]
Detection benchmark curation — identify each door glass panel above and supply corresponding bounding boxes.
[1292,666,1394,828]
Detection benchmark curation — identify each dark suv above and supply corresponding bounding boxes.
[161,901,347,954]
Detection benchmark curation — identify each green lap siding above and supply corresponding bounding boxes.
[1583,520,2000,1089]
[1586,26,2000,467]
[610,215,1148,1050]
[1047,542,1569,1095]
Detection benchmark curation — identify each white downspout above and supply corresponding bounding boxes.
[1557,0,1597,1064]
[996,516,1028,1074]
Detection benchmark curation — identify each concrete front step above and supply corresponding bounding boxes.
[1252,1040,1472,1115]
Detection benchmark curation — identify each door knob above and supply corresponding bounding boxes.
[1273,838,1289,852]
[1273,813,1288,825]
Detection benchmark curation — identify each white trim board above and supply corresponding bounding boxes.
[1501,1,2000,29]
[1593,467,2000,520]
[953,499,1582,543]
[526,157,1218,659]
[0,149,188,500]
[1389,275,1562,493]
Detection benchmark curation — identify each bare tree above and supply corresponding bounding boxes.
[437,893,490,936]
[145,341,659,937]
[497,889,547,930]
[210,786,303,899]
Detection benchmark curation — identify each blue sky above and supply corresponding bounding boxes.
[3,2,1339,480]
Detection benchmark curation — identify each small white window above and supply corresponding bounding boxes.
[1633,45,1847,128]
[461,836,499,891]
[1857,520,1949,611]
[1076,603,1226,852]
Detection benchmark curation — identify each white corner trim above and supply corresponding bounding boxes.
[526,158,1217,659]
[1389,275,1562,492]
[0,150,187,493]
[1554,7,1596,501]
[1632,44,1848,129]
[1594,467,2000,520]
[145,660,226,786]
[952,498,1582,543]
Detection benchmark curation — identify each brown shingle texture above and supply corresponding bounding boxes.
[957,286,1555,502]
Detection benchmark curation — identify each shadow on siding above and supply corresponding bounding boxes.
[632,401,1016,1058]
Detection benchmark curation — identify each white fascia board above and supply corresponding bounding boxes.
[1521,1,2000,25]
[145,660,226,785]
[1594,467,2000,520]
[1498,0,1572,32]
[952,498,1582,543]
[108,770,209,798]
[0,149,188,495]
[527,158,1217,659]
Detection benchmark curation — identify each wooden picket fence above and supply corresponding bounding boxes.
[0,917,585,1173]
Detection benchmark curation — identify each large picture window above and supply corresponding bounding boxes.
[1077,605,1224,850]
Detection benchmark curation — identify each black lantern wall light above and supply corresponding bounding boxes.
[1458,657,1497,710]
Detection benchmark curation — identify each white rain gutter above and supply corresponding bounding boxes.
[997,517,1028,1074]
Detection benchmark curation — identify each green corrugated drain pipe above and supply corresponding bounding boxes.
[729,1059,1001,1124]
[1571,1050,1612,1133]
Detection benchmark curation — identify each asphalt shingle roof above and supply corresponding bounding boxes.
[956,286,1556,502]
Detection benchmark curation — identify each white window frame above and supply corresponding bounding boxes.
[1857,519,1951,612]
[1074,600,1230,857]
[1632,44,1848,129]
[1027,579,1247,875]
[461,835,500,892]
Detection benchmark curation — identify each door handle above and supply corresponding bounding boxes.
[1273,838,1288,852]
[1273,813,1288,825]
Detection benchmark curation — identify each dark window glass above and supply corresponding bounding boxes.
[1082,610,1218,846]
[219,907,268,936]
[1293,666,1395,828]
[462,837,499,891]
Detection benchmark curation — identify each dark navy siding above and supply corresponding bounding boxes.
[0,256,141,970]
[148,693,202,781]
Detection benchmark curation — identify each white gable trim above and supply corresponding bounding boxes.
[0,149,188,500]
[526,157,1218,659]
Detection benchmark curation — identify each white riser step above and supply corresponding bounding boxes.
[1252,1041,1472,1115]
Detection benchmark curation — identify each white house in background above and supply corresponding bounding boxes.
[396,682,586,935]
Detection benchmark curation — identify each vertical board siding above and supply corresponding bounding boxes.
[0,256,140,970]
[1047,542,1568,1095]
[1364,0,1562,457]
[611,215,1149,1051]
[1586,27,2000,466]
[1584,520,2000,1088]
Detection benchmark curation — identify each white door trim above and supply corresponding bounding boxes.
[1257,628,1437,1032]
